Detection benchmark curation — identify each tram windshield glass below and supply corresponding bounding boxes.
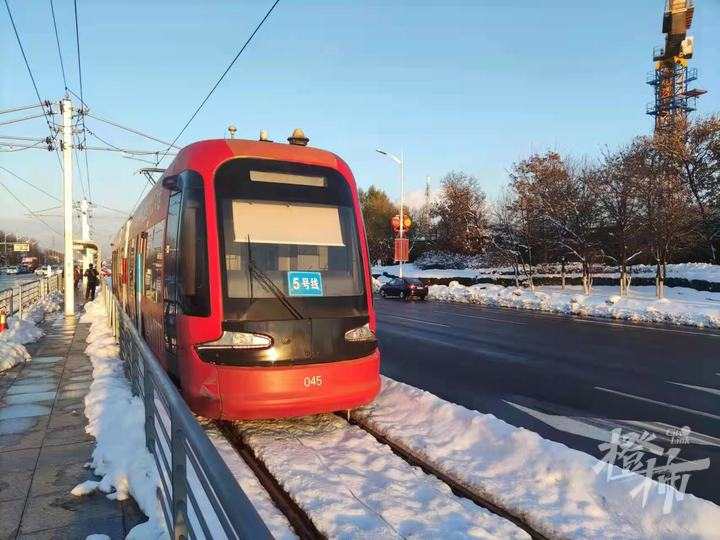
[216,159,365,307]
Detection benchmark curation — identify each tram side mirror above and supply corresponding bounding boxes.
[162,175,181,192]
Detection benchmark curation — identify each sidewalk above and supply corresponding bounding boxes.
[0,309,143,539]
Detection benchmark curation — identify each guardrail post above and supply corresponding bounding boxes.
[171,412,189,540]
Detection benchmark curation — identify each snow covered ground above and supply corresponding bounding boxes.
[0,291,62,371]
[426,282,720,329]
[75,296,166,539]
[373,262,720,284]
[235,414,529,539]
[353,377,720,540]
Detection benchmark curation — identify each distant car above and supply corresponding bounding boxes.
[379,277,428,300]
[5,266,19,275]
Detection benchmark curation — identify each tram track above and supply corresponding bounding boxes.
[216,414,549,540]
[217,421,324,540]
[343,413,550,540]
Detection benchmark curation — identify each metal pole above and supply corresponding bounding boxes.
[399,151,404,279]
[62,98,75,316]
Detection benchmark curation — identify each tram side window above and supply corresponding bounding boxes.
[179,171,209,316]
[144,221,165,303]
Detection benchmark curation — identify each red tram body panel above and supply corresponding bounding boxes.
[111,137,380,419]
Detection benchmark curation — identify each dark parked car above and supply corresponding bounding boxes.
[379,277,428,300]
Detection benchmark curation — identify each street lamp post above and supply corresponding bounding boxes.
[376,148,405,278]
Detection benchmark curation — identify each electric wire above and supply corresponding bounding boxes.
[0,165,61,202]
[0,180,62,236]
[49,0,68,90]
[4,0,64,172]
[85,112,181,149]
[155,0,280,165]
[0,103,44,116]
[73,0,92,202]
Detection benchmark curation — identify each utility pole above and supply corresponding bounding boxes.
[61,98,74,316]
[399,150,404,279]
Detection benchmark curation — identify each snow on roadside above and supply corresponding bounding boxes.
[0,291,63,371]
[0,340,31,372]
[354,377,720,540]
[427,282,720,329]
[203,425,297,540]
[236,414,529,539]
[373,262,720,284]
[73,296,167,540]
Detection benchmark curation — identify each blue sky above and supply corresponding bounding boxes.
[1,0,719,249]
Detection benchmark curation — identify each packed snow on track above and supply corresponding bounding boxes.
[233,414,529,539]
[427,282,720,329]
[353,377,720,540]
[204,424,298,540]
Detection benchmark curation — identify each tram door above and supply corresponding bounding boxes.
[163,191,182,375]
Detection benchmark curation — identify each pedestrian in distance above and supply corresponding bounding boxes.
[73,265,82,290]
[84,264,99,301]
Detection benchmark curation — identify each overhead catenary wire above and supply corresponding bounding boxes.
[0,103,45,116]
[49,0,68,90]
[4,0,64,173]
[0,113,51,127]
[0,180,62,237]
[73,0,92,202]
[85,112,182,149]
[0,165,61,202]
[155,0,281,165]
[0,141,48,152]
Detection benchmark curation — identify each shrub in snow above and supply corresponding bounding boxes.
[414,251,470,270]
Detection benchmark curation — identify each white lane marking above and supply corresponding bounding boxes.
[594,386,720,421]
[667,381,720,396]
[572,317,720,337]
[504,401,665,455]
[377,314,450,327]
[434,310,526,325]
[622,420,720,447]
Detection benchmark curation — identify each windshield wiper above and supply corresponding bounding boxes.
[246,236,304,320]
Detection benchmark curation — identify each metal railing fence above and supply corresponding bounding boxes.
[0,273,63,319]
[101,285,272,540]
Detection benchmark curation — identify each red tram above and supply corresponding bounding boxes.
[111,131,380,419]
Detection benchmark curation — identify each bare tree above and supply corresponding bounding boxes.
[431,171,489,255]
[511,153,604,294]
[637,139,697,298]
[597,141,645,295]
[653,115,720,262]
[489,188,536,288]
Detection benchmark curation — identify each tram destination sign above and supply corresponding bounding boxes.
[13,243,30,252]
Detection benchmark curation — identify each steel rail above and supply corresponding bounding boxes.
[217,422,324,540]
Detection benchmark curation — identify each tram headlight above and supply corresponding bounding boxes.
[198,331,273,350]
[344,323,375,342]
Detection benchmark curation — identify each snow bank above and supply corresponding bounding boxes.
[354,377,720,540]
[0,291,63,371]
[374,262,720,284]
[0,340,31,372]
[74,296,167,540]
[428,282,720,329]
[0,317,43,345]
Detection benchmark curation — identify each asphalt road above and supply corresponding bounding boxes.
[374,295,720,505]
